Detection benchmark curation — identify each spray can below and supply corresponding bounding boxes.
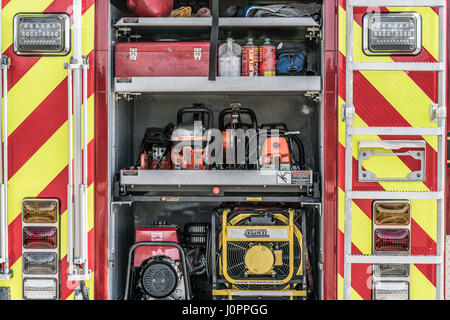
[241,38,259,77]
[259,38,276,76]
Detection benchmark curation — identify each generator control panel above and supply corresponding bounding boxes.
[13,13,71,56]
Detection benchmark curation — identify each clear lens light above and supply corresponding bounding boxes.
[373,281,409,300]
[364,12,422,55]
[23,278,57,300]
[373,264,410,278]
[23,253,57,275]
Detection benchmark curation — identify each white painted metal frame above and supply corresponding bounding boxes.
[343,0,447,300]
[0,0,11,280]
[66,0,91,282]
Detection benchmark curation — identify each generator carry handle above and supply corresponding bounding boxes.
[124,241,191,300]
[176,104,214,130]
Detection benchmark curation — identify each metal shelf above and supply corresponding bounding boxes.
[114,195,321,203]
[114,17,319,28]
[114,76,321,93]
[220,17,319,28]
[121,169,313,186]
[119,169,317,195]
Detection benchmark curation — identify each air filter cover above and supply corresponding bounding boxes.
[141,260,178,298]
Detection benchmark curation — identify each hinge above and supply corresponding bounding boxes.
[305,91,321,102]
[430,104,447,122]
[305,27,322,41]
[341,104,355,121]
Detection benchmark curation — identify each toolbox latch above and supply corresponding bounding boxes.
[194,48,202,61]
[129,48,137,61]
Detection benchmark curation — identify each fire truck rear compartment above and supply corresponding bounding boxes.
[108,0,325,300]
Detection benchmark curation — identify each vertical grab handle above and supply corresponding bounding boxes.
[0,55,11,280]
[65,56,91,282]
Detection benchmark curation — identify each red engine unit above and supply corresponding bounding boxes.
[115,42,210,77]
[133,225,180,267]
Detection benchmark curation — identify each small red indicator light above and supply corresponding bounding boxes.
[212,187,220,194]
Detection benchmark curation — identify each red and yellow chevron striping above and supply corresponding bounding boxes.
[0,0,95,300]
[338,1,440,299]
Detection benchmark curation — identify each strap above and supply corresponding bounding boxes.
[208,0,219,81]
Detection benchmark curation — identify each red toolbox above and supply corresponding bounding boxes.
[115,42,210,77]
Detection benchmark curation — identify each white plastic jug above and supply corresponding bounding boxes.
[218,38,241,77]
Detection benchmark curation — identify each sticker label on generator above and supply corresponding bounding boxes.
[291,170,312,185]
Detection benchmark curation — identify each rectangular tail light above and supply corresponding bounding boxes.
[23,253,57,275]
[373,281,409,300]
[374,229,410,252]
[23,226,57,249]
[23,278,57,300]
[373,264,410,278]
[373,201,410,226]
[23,199,58,223]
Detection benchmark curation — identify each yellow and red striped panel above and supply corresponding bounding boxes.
[338,1,440,300]
[0,0,95,300]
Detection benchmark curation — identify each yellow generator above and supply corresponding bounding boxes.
[211,207,309,300]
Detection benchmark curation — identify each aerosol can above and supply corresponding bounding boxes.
[218,38,241,77]
[241,38,259,77]
[259,38,276,76]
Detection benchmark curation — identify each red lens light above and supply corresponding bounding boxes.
[23,227,57,249]
[374,229,410,252]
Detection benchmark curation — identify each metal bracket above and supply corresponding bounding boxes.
[116,27,131,38]
[116,92,141,101]
[0,269,12,280]
[430,104,447,122]
[68,269,92,281]
[358,140,426,182]
[64,56,90,70]
[305,91,321,102]
[0,56,10,70]
[305,26,322,41]
[341,104,355,121]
